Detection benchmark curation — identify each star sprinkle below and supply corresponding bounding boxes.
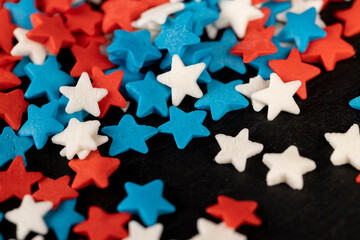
[126,71,171,118]
[263,145,316,190]
[195,80,249,121]
[158,106,210,149]
[0,68,21,91]
[157,54,205,106]
[38,0,71,15]
[5,195,53,240]
[117,179,175,227]
[325,124,360,170]
[69,150,120,189]
[0,8,16,53]
[206,195,261,229]
[0,156,42,202]
[269,48,321,100]
[53,96,88,126]
[24,55,75,100]
[51,118,108,160]
[102,114,158,155]
[262,0,291,27]
[44,199,85,240]
[74,206,131,240]
[4,0,39,29]
[251,73,301,121]
[214,128,264,172]
[335,0,360,37]
[301,24,355,71]
[124,220,163,240]
[60,72,108,117]
[190,218,247,240]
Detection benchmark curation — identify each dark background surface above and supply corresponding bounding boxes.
[1,2,360,240]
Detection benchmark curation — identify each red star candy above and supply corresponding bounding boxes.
[37,0,72,15]
[0,89,29,131]
[0,8,16,53]
[64,3,103,36]
[334,1,360,37]
[206,195,262,229]
[0,52,22,71]
[69,150,120,189]
[301,24,355,71]
[269,48,321,100]
[27,13,75,55]
[32,175,79,208]
[247,7,271,32]
[70,42,115,77]
[0,156,43,203]
[0,68,21,91]
[231,26,277,63]
[73,206,131,240]
[75,33,108,48]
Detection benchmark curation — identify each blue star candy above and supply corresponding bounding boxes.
[4,0,39,29]
[154,12,200,56]
[24,56,75,101]
[195,80,249,121]
[117,179,175,227]
[262,1,291,27]
[107,30,162,73]
[18,102,64,150]
[158,106,210,149]
[102,114,158,155]
[277,7,327,53]
[53,96,88,126]
[349,96,360,110]
[0,127,33,168]
[126,71,171,118]
[13,57,32,77]
[45,199,85,240]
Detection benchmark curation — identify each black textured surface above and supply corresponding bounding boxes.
[1,2,360,240]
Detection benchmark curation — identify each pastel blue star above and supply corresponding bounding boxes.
[0,127,33,168]
[18,102,64,149]
[126,71,171,118]
[263,1,291,27]
[195,80,249,121]
[53,96,88,126]
[45,199,85,240]
[107,30,162,73]
[154,12,200,56]
[24,56,75,101]
[277,7,326,53]
[13,57,31,77]
[350,96,360,110]
[0,212,3,240]
[4,0,39,29]
[117,179,175,227]
[102,114,158,155]
[158,106,210,149]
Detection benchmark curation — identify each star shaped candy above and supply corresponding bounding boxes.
[246,7,271,31]
[262,0,291,27]
[44,199,85,240]
[269,48,321,100]
[263,145,316,190]
[206,195,262,229]
[157,54,205,106]
[301,23,355,71]
[60,72,108,117]
[335,0,360,37]
[126,71,171,118]
[195,80,249,121]
[74,206,131,240]
[325,124,360,170]
[158,106,210,149]
[5,195,53,240]
[277,8,326,53]
[4,0,39,29]
[117,179,175,227]
[124,220,163,240]
[53,96,88,126]
[0,8,16,53]
[51,118,108,160]
[38,0,72,15]
[69,150,120,189]
[214,128,264,172]
[190,218,247,240]
[0,156,42,203]
[0,68,21,91]
[11,28,48,65]
[102,114,158,155]
[350,96,360,111]
[251,73,301,121]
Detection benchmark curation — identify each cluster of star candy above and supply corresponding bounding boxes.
[0,0,359,239]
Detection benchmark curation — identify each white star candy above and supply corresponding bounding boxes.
[51,118,108,160]
[215,0,263,38]
[5,195,53,240]
[235,75,269,112]
[263,145,316,190]
[251,73,301,121]
[124,220,163,240]
[215,128,264,172]
[60,72,108,117]
[11,28,49,65]
[157,54,205,106]
[325,124,360,170]
[190,218,247,240]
